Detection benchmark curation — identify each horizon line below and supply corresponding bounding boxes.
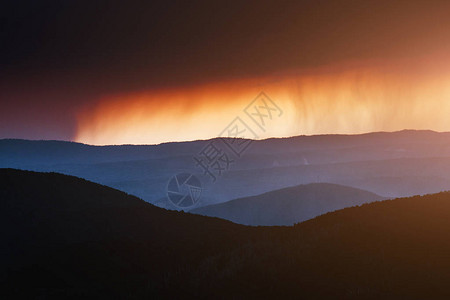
[0,129,447,147]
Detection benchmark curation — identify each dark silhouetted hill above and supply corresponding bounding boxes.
[0,169,259,299]
[3,169,450,299]
[191,183,384,225]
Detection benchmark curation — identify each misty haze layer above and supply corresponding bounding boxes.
[2,130,450,225]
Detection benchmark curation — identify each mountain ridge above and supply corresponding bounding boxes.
[191,183,385,225]
[2,129,450,208]
[1,129,448,147]
[3,169,450,298]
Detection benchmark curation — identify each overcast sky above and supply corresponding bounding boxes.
[2,0,450,143]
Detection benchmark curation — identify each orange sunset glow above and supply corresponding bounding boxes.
[75,57,450,145]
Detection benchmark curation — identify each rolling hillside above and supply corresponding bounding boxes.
[191,183,384,225]
[3,169,450,298]
[0,169,260,298]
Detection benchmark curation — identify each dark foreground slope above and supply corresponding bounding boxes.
[3,169,450,299]
[0,169,262,299]
[191,183,384,225]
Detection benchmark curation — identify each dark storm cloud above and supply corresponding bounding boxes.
[3,0,449,89]
[2,0,450,140]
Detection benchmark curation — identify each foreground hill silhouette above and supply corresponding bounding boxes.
[0,169,260,298]
[192,183,384,225]
[3,169,450,299]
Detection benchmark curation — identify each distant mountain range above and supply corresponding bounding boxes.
[191,183,384,225]
[3,169,450,298]
[2,130,450,210]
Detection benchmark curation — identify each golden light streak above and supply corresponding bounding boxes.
[75,58,450,145]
